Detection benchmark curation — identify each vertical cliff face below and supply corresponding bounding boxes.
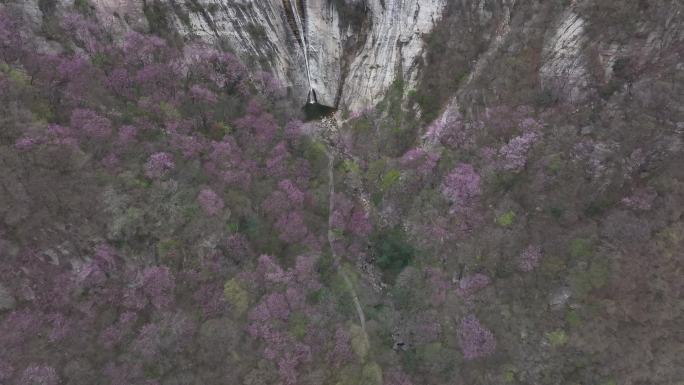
[178,0,447,111]
[17,0,445,111]
[337,0,446,111]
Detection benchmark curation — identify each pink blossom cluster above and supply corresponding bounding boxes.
[518,245,543,272]
[185,47,248,93]
[144,152,175,179]
[458,315,496,360]
[197,188,225,216]
[499,130,539,172]
[266,142,292,178]
[457,273,491,297]
[441,163,482,214]
[141,266,175,309]
[622,187,657,211]
[70,108,113,139]
[235,100,279,149]
[18,365,58,385]
[331,193,372,237]
[171,133,204,159]
[384,367,414,385]
[14,136,40,151]
[192,283,227,318]
[426,267,450,306]
[60,12,101,53]
[99,312,138,349]
[424,104,462,146]
[262,181,311,243]
[204,139,254,189]
[278,179,305,207]
[248,254,323,384]
[123,32,170,67]
[189,84,218,104]
[400,148,440,177]
[0,359,13,382]
[329,326,353,368]
[254,71,286,98]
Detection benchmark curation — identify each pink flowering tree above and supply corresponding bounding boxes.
[262,180,311,244]
[144,152,175,179]
[458,315,496,360]
[456,273,491,297]
[203,138,254,190]
[622,187,657,211]
[400,148,440,177]
[70,108,112,140]
[141,266,176,309]
[18,365,58,385]
[518,245,543,272]
[197,188,225,216]
[245,254,326,384]
[441,164,482,215]
[384,367,414,385]
[499,130,540,172]
[328,325,353,368]
[234,100,279,151]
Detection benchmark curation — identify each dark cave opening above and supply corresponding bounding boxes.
[303,89,336,121]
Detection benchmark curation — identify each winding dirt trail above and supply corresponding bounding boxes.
[326,149,367,332]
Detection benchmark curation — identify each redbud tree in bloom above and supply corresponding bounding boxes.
[245,254,324,384]
[70,108,112,139]
[144,152,175,179]
[458,315,496,360]
[457,273,491,297]
[499,129,539,172]
[441,163,482,215]
[518,245,543,272]
[197,188,225,216]
[18,365,58,385]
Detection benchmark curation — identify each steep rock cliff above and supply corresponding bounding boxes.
[7,0,445,111]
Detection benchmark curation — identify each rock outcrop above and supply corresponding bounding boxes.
[539,10,590,103]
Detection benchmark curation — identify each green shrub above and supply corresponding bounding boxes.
[350,324,370,360]
[391,284,416,311]
[223,278,249,315]
[370,192,383,207]
[351,116,373,132]
[547,205,564,220]
[569,238,593,258]
[340,159,360,174]
[502,365,518,383]
[565,309,581,328]
[300,138,328,175]
[497,211,516,227]
[226,221,240,233]
[289,312,308,340]
[371,228,415,281]
[546,154,563,174]
[584,195,615,217]
[546,329,568,347]
[380,169,401,190]
[329,273,356,319]
[360,362,383,385]
[569,257,610,298]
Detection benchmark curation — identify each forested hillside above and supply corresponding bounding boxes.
[0,1,682,385]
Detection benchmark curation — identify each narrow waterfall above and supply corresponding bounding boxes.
[283,0,337,119]
[288,0,314,100]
